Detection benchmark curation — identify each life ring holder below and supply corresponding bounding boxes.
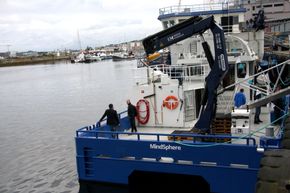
[163,95,179,110]
[136,99,150,124]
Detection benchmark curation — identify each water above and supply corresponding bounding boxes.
[0,60,137,193]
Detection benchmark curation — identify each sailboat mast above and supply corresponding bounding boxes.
[77,29,82,51]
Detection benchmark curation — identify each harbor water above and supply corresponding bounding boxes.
[0,60,137,193]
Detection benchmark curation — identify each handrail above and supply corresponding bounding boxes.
[76,129,257,146]
[135,62,210,85]
[159,1,244,16]
[218,59,290,94]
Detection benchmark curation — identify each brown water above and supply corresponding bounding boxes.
[0,60,137,193]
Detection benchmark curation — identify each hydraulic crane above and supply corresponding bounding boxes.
[142,16,229,132]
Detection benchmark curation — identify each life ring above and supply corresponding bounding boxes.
[163,95,179,110]
[136,99,150,124]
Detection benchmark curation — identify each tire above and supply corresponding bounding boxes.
[255,149,290,193]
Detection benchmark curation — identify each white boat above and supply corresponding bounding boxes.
[70,52,85,63]
[71,52,102,63]
[112,52,135,61]
[83,54,101,63]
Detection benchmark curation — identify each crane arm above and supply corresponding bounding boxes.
[142,16,229,132]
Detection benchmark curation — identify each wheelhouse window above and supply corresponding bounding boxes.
[237,63,247,78]
[263,4,272,8]
[274,3,283,7]
[221,16,239,32]
[169,20,175,27]
[223,64,235,89]
[163,21,169,29]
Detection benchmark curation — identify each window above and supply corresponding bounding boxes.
[163,21,169,29]
[263,4,272,8]
[221,16,232,32]
[223,64,235,89]
[233,16,239,25]
[274,3,283,7]
[237,63,247,78]
[163,20,176,29]
[169,20,175,27]
[252,6,255,11]
[221,16,239,32]
[178,19,186,23]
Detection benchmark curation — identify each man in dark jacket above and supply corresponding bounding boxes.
[99,104,119,138]
[127,99,138,132]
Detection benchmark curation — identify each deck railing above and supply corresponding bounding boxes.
[135,63,210,85]
[76,124,257,147]
[159,1,244,16]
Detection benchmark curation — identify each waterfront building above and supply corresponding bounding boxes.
[241,0,290,32]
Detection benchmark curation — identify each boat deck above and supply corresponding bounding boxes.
[76,108,281,147]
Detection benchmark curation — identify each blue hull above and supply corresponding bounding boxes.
[75,130,263,193]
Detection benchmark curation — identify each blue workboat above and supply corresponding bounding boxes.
[75,2,290,193]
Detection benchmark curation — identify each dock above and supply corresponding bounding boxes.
[0,55,70,67]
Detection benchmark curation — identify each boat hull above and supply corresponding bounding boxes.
[112,55,135,61]
[79,180,128,193]
[75,131,263,193]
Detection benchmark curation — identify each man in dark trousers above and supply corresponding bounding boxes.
[99,104,119,138]
[254,90,263,124]
[127,99,138,133]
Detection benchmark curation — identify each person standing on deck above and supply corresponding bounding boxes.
[254,90,263,124]
[234,88,246,108]
[98,104,120,138]
[127,99,138,133]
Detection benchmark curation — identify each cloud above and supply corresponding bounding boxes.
[0,0,202,51]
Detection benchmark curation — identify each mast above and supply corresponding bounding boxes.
[77,29,82,51]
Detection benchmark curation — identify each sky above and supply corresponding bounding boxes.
[0,0,204,52]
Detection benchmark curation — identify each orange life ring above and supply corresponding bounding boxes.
[163,95,179,110]
[136,99,150,124]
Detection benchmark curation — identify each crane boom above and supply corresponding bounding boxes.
[142,16,229,132]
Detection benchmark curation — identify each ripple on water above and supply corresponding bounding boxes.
[50,179,62,188]
[65,180,78,188]
[0,188,8,193]
[14,178,34,186]
[33,182,48,188]
[34,177,44,183]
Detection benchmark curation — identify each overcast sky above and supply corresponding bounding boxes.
[0,0,204,52]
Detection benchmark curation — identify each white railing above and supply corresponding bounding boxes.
[153,64,210,82]
[134,63,210,85]
[159,1,244,16]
